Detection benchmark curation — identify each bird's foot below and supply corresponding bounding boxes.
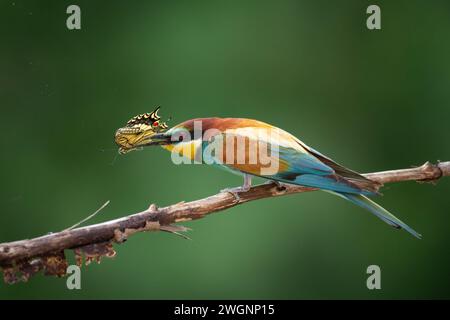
[265,180,287,191]
[221,185,251,202]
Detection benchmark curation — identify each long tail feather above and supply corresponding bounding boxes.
[329,191,422,239]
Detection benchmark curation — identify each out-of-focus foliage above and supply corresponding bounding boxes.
[1,0,449,298]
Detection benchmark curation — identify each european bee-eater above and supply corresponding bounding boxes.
[115,108,421,239]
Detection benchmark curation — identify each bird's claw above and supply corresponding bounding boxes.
[221,186,250,202]
[265,180,287,191]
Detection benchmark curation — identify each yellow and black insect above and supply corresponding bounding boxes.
[125,107,169,131]
[115,107,170,154]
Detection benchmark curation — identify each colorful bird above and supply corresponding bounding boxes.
[115,110,421,238]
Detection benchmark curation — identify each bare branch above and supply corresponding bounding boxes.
[1,161,449,284]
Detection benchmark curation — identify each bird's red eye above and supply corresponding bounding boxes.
[152,121,159,127]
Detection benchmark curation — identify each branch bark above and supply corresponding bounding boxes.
[1,161,449,284]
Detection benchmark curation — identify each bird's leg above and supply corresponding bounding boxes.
[221,174,252,201]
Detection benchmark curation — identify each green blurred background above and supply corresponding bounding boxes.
[1,0,450,299]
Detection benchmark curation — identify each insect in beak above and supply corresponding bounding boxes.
[114,107,170,154]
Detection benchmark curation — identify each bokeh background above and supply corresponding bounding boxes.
[1,0,450,299]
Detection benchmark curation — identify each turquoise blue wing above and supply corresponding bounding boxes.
[262,146,376,195]
[276,146,334,176]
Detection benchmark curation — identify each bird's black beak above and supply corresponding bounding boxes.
[142,133,171,146]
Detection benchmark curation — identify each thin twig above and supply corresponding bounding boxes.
[63,200,110,232]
